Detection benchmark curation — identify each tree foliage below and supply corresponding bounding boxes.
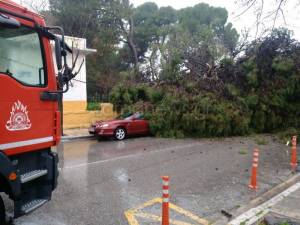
[48,1,239,94]
[47,1,299,138]
[110,28,300,137]
[49,0,100,43]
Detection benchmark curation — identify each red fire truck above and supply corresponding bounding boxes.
[0,1,78,223]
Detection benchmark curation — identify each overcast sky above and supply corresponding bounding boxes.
[14,0,300,40]
[131,0,300,40]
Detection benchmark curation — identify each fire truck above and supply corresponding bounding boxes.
[0,1,79,223]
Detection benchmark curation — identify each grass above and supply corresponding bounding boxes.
[254,137,268,145]
[276,127,299,144]
[87,102,101,111]
[240,219,249,225]
[255,210,264,217]
[239,149,248,155]
[279,221,292,225]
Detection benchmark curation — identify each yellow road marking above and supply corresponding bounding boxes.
[124,198,209,225]
[130,198,162,213]
[169,202,209,225]
[135,212,196,225]
[125,210,139,225]
[125,198,162,225]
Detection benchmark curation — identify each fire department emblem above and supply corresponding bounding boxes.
[6,100,32,131]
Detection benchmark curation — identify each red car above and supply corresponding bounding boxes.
[89,112,150,140]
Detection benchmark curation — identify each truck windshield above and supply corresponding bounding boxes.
[0,26,45,86]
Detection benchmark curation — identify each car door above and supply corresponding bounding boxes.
[140,119,149,134]
[129,119,144,134]
[129,113,148,135]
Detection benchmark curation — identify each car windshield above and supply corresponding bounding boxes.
[124,116,133,120]
[125,112,142,120]
[117,112,143,120]
[116,113,133,120]
[0,26,45,86]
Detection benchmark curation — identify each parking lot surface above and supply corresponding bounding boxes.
[11,136,291,225]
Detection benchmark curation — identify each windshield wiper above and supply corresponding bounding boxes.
[0,69,13,76]
[6,69,12,76]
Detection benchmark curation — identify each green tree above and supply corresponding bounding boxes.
[49,0,125,100]
[159,3,239,81]
[49,0,101,44]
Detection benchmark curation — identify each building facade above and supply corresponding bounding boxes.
[53,36,117,129]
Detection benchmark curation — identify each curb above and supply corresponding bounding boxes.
[61,134,94,141]
[228,182,300,225]
[214,173,300,225]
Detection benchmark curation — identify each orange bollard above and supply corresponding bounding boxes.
[291,136,298,171]
[162,176,169,225]
[249,149,259,190]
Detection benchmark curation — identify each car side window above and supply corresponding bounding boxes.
[133,112,144,120]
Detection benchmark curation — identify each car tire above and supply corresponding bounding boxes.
[0,195,5,225]
[114,127,126,141]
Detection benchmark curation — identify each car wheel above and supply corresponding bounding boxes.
[114,127,126,141]
[0,195,5,225]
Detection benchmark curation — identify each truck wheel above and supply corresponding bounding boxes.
[0,196,5,225]
[114,128,126,141]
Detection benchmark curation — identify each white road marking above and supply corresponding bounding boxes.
[228,182,300,225]
[61,143,204,170]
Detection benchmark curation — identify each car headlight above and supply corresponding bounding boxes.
[102,124,109,128]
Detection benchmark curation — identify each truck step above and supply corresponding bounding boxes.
[21,199,48,214]
[20,170,48,183]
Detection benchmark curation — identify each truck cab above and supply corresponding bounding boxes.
[0,1,71,223]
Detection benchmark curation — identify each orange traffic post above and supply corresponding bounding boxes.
[162,176,170,225]
[249,148,259,190]
[291,136,298,171]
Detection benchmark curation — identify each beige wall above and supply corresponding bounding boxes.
[63,101,117,129]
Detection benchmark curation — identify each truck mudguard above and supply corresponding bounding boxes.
[0,152,21,198]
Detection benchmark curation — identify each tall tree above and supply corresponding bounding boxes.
[158,3,239,81]
[49,1,240,97]
[49,0,124,100]
[49,0,100,44]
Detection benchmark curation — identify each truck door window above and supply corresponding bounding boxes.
[0,26,46,86]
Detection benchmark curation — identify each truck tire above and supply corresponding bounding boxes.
[0,195,5,225]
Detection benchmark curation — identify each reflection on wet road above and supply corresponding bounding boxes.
[13,136,291,225]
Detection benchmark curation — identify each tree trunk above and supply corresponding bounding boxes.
[127,17,139,79]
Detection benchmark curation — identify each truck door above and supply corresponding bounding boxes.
[0,22,57,155]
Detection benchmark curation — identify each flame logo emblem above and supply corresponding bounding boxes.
[6,100,32,131]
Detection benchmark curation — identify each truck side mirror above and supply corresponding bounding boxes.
[0,14,20,29]
[54,37,62,70]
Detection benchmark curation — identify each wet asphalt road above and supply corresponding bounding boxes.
[12,136,292,225]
